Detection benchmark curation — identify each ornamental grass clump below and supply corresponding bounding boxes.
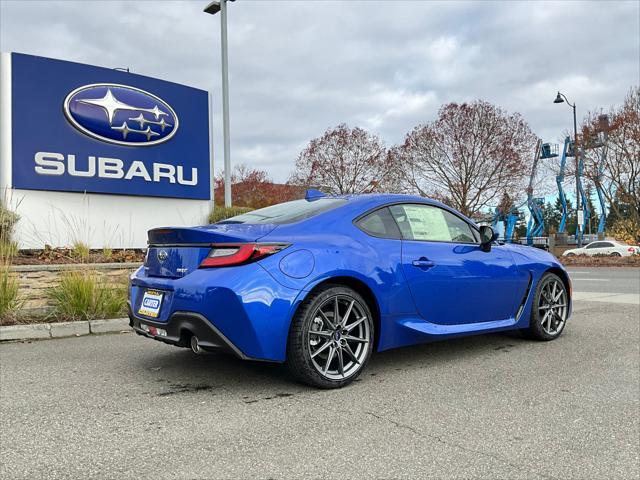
[47,271,127,322]
[71,241,91,262]
[0,264,22,324]
[0,200,19,264]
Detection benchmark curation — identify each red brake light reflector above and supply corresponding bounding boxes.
[199,243,289,268]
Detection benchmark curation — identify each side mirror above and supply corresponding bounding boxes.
[479,225,498,252]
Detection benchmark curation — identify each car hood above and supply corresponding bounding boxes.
[500,243,559,265]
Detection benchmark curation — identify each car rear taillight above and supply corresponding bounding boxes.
[628,247,636,253]
[199,243,289,268]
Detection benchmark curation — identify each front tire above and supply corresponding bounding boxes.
[523,273,569,341]
[286,285,374,388]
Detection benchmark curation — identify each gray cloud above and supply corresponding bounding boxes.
[1,0,638,182]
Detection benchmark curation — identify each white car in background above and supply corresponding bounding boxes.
[563,240,640,257]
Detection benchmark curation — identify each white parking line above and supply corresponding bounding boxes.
[571,278,611,282]
[573,291,639,305]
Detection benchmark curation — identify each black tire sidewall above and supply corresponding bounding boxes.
[528,273,568,341]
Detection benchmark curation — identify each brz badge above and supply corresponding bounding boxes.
[64,83,179,146]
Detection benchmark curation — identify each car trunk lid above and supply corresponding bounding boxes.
[145,224,277,278]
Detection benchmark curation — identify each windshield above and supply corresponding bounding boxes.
[217,198,347,225]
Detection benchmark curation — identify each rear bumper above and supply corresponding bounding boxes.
[129,263,304,361]
[128,304,256,360]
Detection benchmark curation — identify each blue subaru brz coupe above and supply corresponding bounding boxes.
[128,192,571,388]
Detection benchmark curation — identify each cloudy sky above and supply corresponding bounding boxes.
[1,0,638,183]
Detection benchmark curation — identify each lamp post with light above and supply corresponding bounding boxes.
[554,91,582,247]
[204,0,234,208]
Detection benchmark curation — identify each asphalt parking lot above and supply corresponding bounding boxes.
[1,267,638,479]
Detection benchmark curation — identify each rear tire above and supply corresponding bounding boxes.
[286,285,374,389]
[610,252,622,257]
[522,273,568,341]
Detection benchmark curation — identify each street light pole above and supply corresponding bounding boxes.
[204,0,233,208]
[554,91,582,247]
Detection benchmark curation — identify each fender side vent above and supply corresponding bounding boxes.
[515,273,533,321]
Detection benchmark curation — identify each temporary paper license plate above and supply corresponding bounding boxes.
[138,290,163,318]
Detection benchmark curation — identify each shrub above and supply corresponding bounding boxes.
[609,218,640,245]
[208,206,253,224]
[47,271,127,321]
[0,265,22,324]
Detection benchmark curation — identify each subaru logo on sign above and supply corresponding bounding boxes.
[63,83,179,146]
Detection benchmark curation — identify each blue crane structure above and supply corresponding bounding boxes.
[526,140,546,246]
[590,114,610,235]
[556,137,572,233]
[575,150,591,242]
[595,148,607,234]
[525,140,562,246]
[492,205,520,243]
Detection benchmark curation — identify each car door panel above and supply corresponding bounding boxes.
[389,203,527,326]
[401,241,526,325]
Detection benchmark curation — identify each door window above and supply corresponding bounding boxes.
[586,242,602,249]
[389,204,478,244]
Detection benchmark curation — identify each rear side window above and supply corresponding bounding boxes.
[389,204,478,243]
[356,207,401,239]
[218,198,347,225]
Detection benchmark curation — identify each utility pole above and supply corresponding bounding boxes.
[204,0,234,207]
[554,92,582,247]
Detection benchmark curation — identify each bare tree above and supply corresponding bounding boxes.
[581,86,640,240]
[391,101,538,217]
[289,124,394,194]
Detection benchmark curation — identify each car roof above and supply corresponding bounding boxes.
[325,193,478,227]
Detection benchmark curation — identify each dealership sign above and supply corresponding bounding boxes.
[11,53,211,200]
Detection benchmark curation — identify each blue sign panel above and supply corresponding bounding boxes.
[11,53,211,200]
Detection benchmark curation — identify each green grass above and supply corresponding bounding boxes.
[47,271,127,322]
[0,264,22,324]
[208,206,253,224]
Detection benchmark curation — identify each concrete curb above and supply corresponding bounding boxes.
[10,262,142,273]
[0,317,130,342]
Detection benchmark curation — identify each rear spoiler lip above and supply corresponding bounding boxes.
[147,224,278,245]
[146,241,286,248]
[147,242,215,248]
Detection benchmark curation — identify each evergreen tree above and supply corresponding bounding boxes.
[584,184,599,235]
[543,200,561,234]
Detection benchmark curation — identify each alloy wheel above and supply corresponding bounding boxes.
[537,278,567,336]
[307,295,371,380]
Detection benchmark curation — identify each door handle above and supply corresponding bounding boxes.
[412,258,435,269]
